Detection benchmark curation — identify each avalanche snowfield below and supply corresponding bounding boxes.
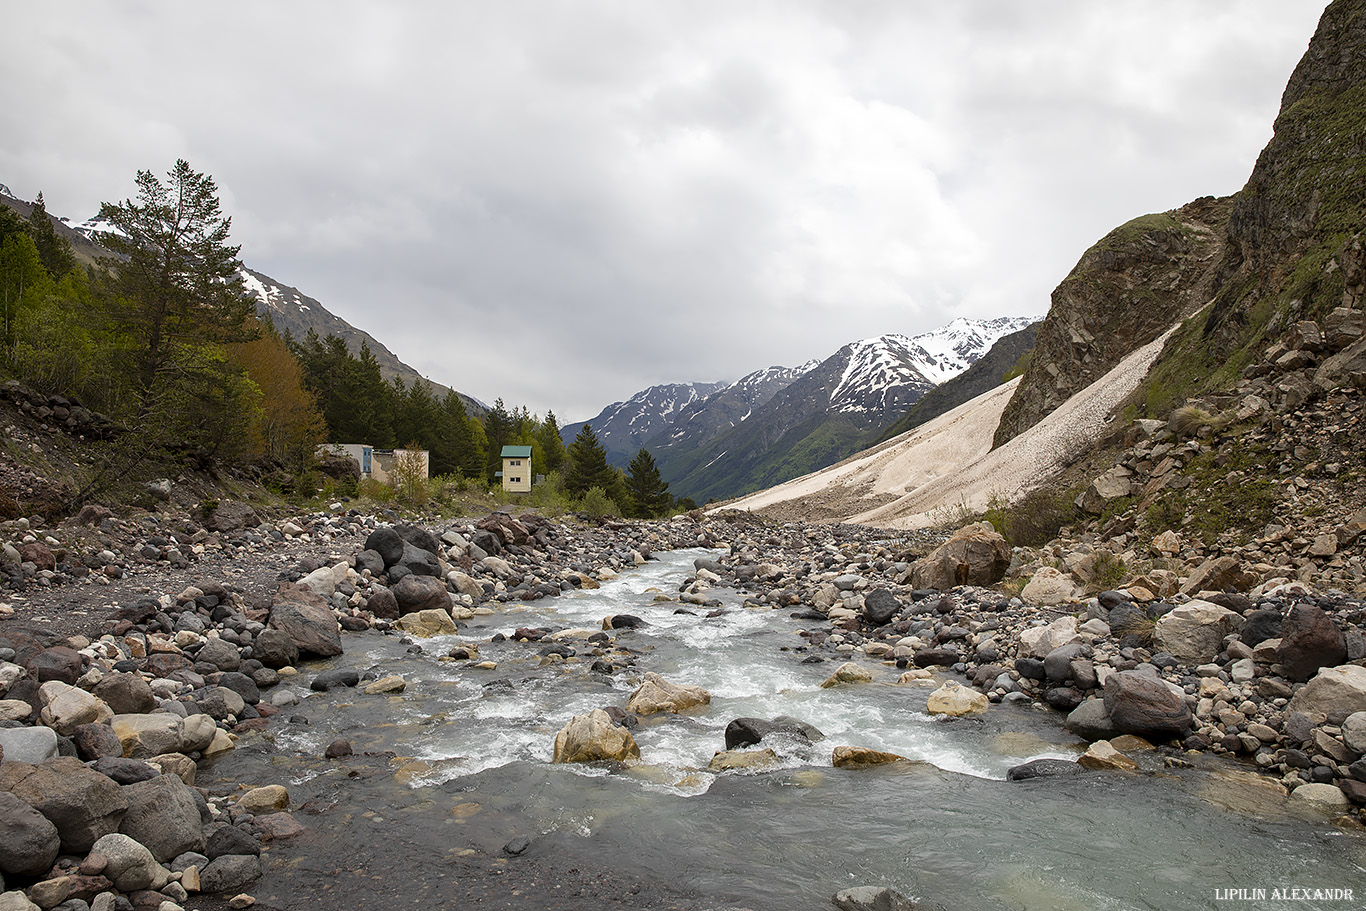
[722,324,1177,529]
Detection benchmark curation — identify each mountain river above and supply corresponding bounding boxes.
[203,548,1366,910]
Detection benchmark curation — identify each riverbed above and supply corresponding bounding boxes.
[203,549,1366,910]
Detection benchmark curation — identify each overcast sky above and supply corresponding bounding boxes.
[2,1,1327,421]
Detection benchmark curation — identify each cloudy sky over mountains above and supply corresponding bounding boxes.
[2,1,1325,419]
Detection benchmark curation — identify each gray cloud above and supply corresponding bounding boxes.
[0,1,1327,420]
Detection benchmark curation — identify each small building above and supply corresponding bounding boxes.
[500,445,533,493]
[318,443,428,484]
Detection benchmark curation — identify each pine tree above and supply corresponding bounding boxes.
[98,160,256,457]
[536,410,568,475]
[0,232,46,363]
[564,424,617,497]
[26,192,75,278]
[625,448,671,517]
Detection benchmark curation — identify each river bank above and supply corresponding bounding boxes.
[3,506,1366,909]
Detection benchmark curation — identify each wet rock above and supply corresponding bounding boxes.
[551,709,640,763]
[1006,758,1086,781]
[0,791,60,877]
[925,681,988,716]
[602,614,646,630]
[118,774,205,863]
[1277,603,1347,682]
[236,785,288,814]
[199,854,262,893]
[830,746,909,768]
[324,739,353,759]
[364,585,399,620]
[1102,670,1191,740]
[363,674,406,695]
[0,757,127,853]
[310,668,359,692]
[832,886,919,911]
[708,748,778,772]
[254,811,306,842]
[820,663,874,689]
[1287,782,1351,814]
[724,717,823,749]
[395,609,457,638]
[625,673,711,715]
[206,825,262,859]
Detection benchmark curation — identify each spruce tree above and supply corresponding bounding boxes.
[625,448,671,517]
[536,410,568,475]
[26,192,74,278]
[564,424,616,497]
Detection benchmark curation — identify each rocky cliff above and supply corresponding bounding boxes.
[993,197,1232,447]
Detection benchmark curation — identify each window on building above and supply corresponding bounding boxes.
[511,477,521,484]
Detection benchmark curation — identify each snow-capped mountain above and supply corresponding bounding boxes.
[663,361,820,444]
[828,316,1037,414]
[61,212,124,241]
[561,381,729,464]
[637,315,1039,502]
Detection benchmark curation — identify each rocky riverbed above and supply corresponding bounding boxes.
[3,503,1366,910]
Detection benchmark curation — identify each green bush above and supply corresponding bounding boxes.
[577,486,620,519]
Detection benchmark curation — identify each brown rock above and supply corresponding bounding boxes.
[1277,603,1347,682]
[909,523,1011,589]
[268,583,342,658]
[1102,671,1192,740]
[831,746,910,768]
[0,757,127,853]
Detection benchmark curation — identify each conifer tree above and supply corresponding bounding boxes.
[536,410,568,475]
[564,424,617,497]
[625,448,671,517]
[26,192,74,278]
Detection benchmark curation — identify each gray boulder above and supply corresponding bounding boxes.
[723,717,824,749]
[0,757,127,853]
[0,791,60,877]
[268,584,342,658]
[0,726,58,765]
[251,629,299,669]
[93,672,156,715]
[392,574,450,615]
[1277,603,1347,682]
[832,886,919,911]
[199,854,262,893]
[1006,758,1086,781]
[363,527,405,567]
[862,589,901,626]
[193,637,242,673]
[1102,670,1192,740]
[118,775,206,862]
[90,832,161,892]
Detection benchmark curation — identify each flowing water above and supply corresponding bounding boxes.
[205,549,1366,910]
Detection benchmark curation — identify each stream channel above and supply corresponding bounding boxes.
[203,548,1366,910]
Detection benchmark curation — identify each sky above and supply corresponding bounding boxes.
[1,1,1328,422]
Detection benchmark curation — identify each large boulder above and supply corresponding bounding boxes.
[552,709,640,763]
[925,681,988,716]
[861,589,901,626]
[1018,616,1079,659]
[724,717,823,750]
[93,672,156,715]
[37,680,113,735]
[625,673,711,715]
[1277,603,1347,682]
[251,629,299,669]
[0,757,127,853]
[199,854,264,893]
[1102,671,1191,740]
[396,541,442,578]
[110,713,183,759]
[268,583,343,658]
[1021,567,1082,605]
[396,609,458,638]
[205,500,261,533]
[1287,665,1366,717]
[909,523,1010,589]
[118,774,206,862]
[392,574,451,615]
[364,527,406,567]
[395,523,443,558]
[830,746,909,769]
[194,637,243,672]
[475,513,531,548]
[0,727,57,764]
[90,832,162,892]
[0,791,60,877]
[1152,600,1239,664]
[1179,556,1256,595]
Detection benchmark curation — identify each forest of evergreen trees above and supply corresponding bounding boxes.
[0,161,690,518]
